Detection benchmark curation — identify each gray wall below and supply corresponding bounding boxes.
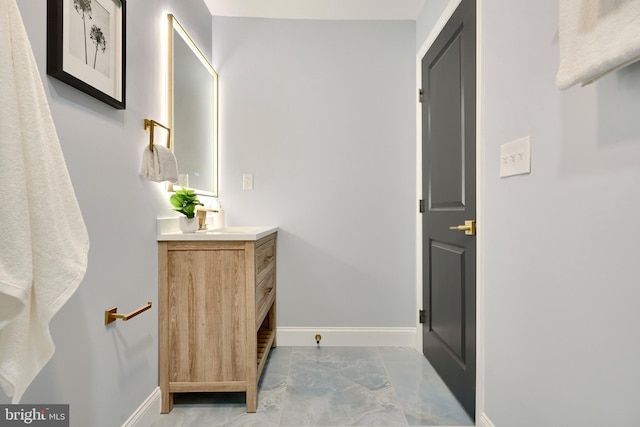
[212,17,417,328]
[8,1,211,426]
[481,1,640,426]
[415,0,449,51]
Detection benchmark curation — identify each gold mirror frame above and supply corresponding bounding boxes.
[167,14,219,197]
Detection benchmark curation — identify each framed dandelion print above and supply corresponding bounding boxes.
[47,0,126,109]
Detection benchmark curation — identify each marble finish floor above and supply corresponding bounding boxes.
[151,347,474,427]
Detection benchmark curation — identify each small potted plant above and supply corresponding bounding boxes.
[169,188,204,233]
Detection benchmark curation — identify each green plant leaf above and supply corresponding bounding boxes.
[169,194,184,208]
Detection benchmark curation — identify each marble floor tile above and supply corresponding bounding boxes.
[151,346,473,427]
[279,354,407,426]
[260,346,293,390]
[382,357,473,426]
[291,346,383,364]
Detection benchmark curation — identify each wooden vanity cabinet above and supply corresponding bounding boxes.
[158,232,277,413]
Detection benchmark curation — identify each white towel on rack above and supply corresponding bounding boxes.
[139,144,179,183]
[557,0,640,89]
[0,0,89,403]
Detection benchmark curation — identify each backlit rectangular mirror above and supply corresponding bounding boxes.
[167,14,218,197]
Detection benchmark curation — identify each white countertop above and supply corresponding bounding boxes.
[157,219,277,241]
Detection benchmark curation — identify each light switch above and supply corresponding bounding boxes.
[243,173,254,190]
[500,136,531,178]
[178,174,189,187]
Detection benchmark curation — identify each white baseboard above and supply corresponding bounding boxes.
[276,327,417,347]
[478,412,496,427]
[122,387,161,427]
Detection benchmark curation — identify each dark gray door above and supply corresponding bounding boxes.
[421,0,476,419]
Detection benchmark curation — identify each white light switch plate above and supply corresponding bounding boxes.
[500,136,531,178]
[243,173,254,190]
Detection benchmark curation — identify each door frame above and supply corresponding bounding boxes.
[415,0,486,423]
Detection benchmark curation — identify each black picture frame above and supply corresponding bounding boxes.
[47,0,126,109]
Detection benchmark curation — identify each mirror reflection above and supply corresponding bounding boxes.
[168,14,218,197]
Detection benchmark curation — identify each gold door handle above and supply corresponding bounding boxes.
[449,220,476,236]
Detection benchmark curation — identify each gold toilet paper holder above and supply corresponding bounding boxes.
[105,302,152,325]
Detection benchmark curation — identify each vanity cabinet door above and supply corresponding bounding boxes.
[166,244,248,384]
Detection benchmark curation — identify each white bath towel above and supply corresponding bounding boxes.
[139,144,179,183]
[557,0,640,89]
[0,0,89,403]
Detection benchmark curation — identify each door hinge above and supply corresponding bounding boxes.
[418,88,424,103]
[419,310,426,324]
[419,199,425,213]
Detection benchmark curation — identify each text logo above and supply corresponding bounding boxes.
[0,405,68,426]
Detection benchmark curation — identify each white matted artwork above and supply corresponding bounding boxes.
[47,0,126,109]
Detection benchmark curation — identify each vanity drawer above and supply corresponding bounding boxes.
[255,236,276,283]
[255,270,275,327]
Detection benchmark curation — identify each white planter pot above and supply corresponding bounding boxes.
[179,216,198,233]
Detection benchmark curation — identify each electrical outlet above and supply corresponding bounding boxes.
[243,173,254,190]
[500,136,531,178]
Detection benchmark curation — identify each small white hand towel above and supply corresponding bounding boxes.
[557,0,640,89]
[0,0,89,403]
[139,144,179,183]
